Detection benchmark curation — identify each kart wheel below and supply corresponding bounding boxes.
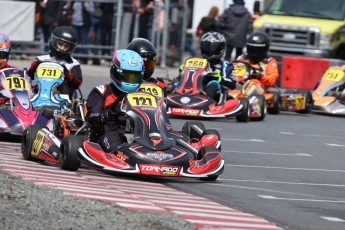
[296,90,312,114]
[197,146,223,182]
[182,121,206,142]
[267,92,280,114]
[250,94,266,121]
[21,125,46,161]
[201,129,221,151]
[236,98,249,122]
[60,136,82,171]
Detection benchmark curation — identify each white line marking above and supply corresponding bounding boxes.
[258,195,345,203]
[185,219,282,229]
[325,143,345,147]
[223,150,312,157]
[172,210,269,222]
[219,178,345,187]
[226,164,345,173]
[222,138,265,142]
[321,217,345,222]
[280,132,345,139]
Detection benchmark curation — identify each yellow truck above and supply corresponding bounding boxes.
[253,0,345,61]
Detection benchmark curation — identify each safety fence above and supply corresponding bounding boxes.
[10,0,196,67]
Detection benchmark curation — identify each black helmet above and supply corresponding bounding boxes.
[50,26,78,59]
[200,32,226,64]
[127,38,157,80]
[246,31,270,63]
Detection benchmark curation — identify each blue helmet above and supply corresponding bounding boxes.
[110,49,144,93]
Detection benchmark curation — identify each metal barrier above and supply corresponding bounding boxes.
[10,0,194,67]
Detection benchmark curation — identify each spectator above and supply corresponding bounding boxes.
[89,2,102,65]
[37,0,61,50]
[195,6,220,40]
[64,0,94,64]
[217,0,253,61]
[100,1,114,60]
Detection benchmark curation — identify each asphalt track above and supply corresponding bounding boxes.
[1,59,345,229]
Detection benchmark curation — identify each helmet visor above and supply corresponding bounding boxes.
[0,49,10,59]
[121,71,143,84]
[143,58,156,71]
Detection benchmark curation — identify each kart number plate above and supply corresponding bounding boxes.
[233,63,247,77]
[31,131,45,156]
[140,84,163,97]
[5,76,29,91]
[321,68,344,81]
[127,93,157,108]
[185,58,207,68]
[36,67,62,79]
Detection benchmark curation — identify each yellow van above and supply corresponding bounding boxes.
[253,0,345,61]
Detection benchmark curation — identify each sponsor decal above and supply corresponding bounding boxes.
[116,151,128,161]
[31,131,45,156]
[42,138,53,151]
[180,97,191,104]
[146,152,173,161]
[172,108,199,116]
[140,165,180,176]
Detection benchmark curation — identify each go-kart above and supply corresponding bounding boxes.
[230,60,311,117]
[0,68,51,137]
[311,66,345,115]
[21,90,224,181]
[166,57,249,122]
[30,61,87,139]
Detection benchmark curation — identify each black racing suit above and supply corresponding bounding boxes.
[86,83,127,152]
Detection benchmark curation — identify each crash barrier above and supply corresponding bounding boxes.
[281,56,345,90]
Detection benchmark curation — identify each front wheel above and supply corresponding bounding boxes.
[236,98,249,122]
[21,125,46,161]
[267,92,280,114]
[60,136,83,171]
[182,121,206,142]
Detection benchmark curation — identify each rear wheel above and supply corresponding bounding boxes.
[236,98,249,122]
[21,125,46,161]
[267,92,280,114]
[182,121,206,142]
[296,90,312,114]
[60,136,83,171]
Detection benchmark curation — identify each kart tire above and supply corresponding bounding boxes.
[21,125,46,161]
[267,92,280,114]
[201,129,221,151]
[250,94,266,121]
[198,146,223,181]
[182,121,206,142]
[296,90,312,114]
[60,136,82,171]
[236,98,249,122]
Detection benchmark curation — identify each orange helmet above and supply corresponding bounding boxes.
[0,33,11,69]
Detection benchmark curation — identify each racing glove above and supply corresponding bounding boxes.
[100,109,119,123]
[212,69,222,82]
[62,65,73,82]
[251,71,263,80]
[27,59,41,80]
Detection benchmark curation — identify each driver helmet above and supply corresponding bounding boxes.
[0,33,11,69]
[246,31,270,63]
[50,26,78,60]
[127,38,157,80]
[200,31,226,64]
[110,49,144,93]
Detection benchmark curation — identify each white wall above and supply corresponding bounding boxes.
[0,1,36,41]
[192,0,256,32]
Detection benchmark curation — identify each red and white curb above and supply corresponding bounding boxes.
[0,142,284,229]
